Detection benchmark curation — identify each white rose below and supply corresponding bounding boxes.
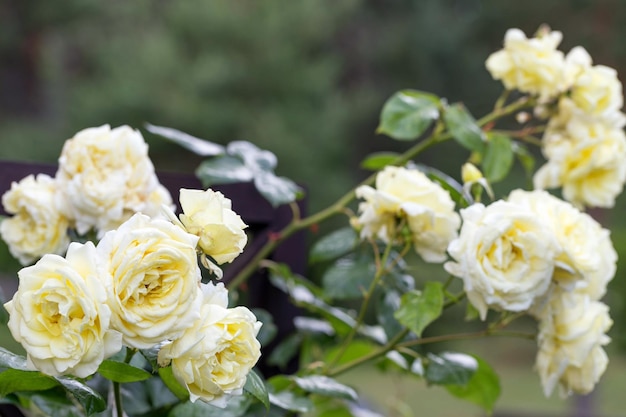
[445,201,559,319]
[508,189,616,300]
[97,213,202,349]
[534,119,626,208]
[97,179,174,234]
[56,124,160,235]
[354,166,461,263]
[1,174,70,265]
[178,188,248,264]
[158,282,262,406]
[485,27,567,100]
[535,291,612,397]
[4,242,122,377]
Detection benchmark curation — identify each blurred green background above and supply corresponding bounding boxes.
[2,0,626,415]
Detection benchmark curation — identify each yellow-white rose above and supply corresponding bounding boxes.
[564,46,624,122]
[97,213,202,349]
[534,119,626,208]
[4,242,122,377]
[445,201,559,320]
[535,292,612,397]
[485,27,567,100]
[56,124,160,235]
[508,189,616,299]
[178,188,248,264]
[1,174,70,265]
[158,282,262,406]
[354,166,461,263]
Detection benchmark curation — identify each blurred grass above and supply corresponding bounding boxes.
[336,337,626,417]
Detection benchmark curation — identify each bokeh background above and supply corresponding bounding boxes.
[2,1,626,416]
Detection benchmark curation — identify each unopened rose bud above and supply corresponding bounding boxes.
[462,163,483,184]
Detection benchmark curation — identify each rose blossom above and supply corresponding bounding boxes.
[55,124,168,235]
[0,174,70,265]
[508,189,616,300]
[534,291,612,397]
[4,242,122,377]
[97,213,202,349]
[445,201,559,319]
[534,119,626,208]
[158,282,262,406]
[564,46,624,122]
[485,27,567,100]
[178,188,248,265]
[354,166,460,263]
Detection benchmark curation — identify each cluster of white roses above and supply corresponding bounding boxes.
[354,165,616,395]
[2,126,260,406]
[1,125,173,265]
[446,189,615,396]
[486,27,626,209]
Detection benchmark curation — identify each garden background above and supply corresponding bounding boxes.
[1,1,626,416]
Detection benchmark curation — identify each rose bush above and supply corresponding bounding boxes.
[0,24,623,417]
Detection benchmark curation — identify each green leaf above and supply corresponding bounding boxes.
[0,369,59,396]
[512,142,535,181]
[56,376,106,415]
[443,103,486,153]
[445,356,501,414]
[268,265,356,335]
[168,395,251,417]
[360,152,401,170]
[322,253,376,300]
[376,290,404,341]
[0,347,28,370]
[309,227,358,264]
[97,359,152,383]
[28,391,83,417]
[253,171,303,207]
[424,352,477,386]
[158,366,190,401]
[244,369,270,409]
[394,282,444,337]
[269,391,313,413]
[145,123,225,156]
[482,133,514,183]
[267,333,303,369]
[377,90,440,140]
[292,376,357,401]
[195,155,254,187]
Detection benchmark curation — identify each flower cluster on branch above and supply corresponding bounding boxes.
[0,24,623,417]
